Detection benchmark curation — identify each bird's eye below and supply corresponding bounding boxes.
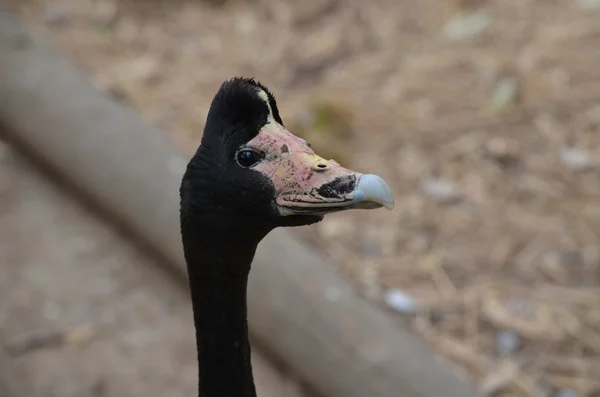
[236,148,263,168]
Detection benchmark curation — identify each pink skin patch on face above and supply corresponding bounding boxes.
[245,122,360,207]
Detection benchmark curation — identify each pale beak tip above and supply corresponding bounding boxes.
[355,174,395,210]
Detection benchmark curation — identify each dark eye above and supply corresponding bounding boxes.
[236,148,262,168]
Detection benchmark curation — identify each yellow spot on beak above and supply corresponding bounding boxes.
[305,154,331,172]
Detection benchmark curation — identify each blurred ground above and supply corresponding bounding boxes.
[0,138,307,397]
[3,0,600,396]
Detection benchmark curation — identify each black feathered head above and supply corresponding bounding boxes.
[200,78,282,151]
[181,77,394,237]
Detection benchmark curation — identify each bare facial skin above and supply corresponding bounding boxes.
[244,89,394,215]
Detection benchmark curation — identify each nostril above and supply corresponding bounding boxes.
[314,163,330,172]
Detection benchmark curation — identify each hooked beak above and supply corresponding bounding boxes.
[247,122,395,217]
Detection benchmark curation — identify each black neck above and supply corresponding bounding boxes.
[182,221,268,397]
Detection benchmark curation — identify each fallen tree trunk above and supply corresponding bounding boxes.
[0,7,481,397]
[0,350,32,397]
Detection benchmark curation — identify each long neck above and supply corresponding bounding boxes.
[182,220,265,397]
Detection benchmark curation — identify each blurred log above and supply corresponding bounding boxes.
[0,8,481,397]
[0,350,32,397]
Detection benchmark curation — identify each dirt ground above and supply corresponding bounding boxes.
[0,138,307,397]
[3,0,600,396]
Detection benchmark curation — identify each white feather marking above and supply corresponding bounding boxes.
[257,89,275,123]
